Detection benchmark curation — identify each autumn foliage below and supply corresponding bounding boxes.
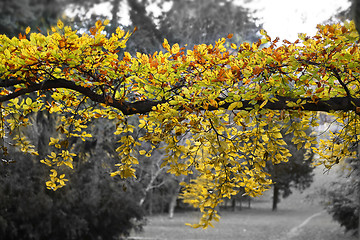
[0,19,359,227]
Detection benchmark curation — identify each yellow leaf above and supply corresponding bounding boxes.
[273,131,282,139]
[260,29,267,36]
[123,51,131,61]
[297,143,303,150]
[26,98,32,105]
[25,26,31,35]
[186,223,202,228]
[57,20,64,29]
[259,99,268,109]
[171,43,180,54]
[139,150,146,155]
[162,38,170,51]
[261,38,269,44]
[64,161,73,169]
[40,159,52,166]
[50,169,57,177]
[4,49,10,59]
[110,171,120,177]
[262,134,269,142]
[103,19,110,26]
[228,102,238,111]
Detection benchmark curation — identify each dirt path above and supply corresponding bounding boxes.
[281,210,326,239]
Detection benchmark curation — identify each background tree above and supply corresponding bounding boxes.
[1,1,360,229]
[0,113,145,240]
[0,149,144,240]
[320,166,359,236]
[126,0,164,53]
[267,128,314,211]
[0,0,68,37]
[64,0,260,53]
[158,0,260,47]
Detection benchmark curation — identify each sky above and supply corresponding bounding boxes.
[78,0,352,42]
[236,0,352,41]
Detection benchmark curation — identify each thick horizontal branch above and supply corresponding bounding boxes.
[0,79,165,115]
[215,96,359,113]
[0,78,358,115]
[0,78,24,87]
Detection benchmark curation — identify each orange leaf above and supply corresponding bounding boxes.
[209,99,218,107]
[106,95,113,104]
[283,39,291,45]
[253,66,262,75]
[227,33,233,39]
[341,26,347,34]
[90,27,97,36]
[95,20,102,28]
[59,40,66,48]
[350,46,357,55]
[315,87,324,93]
[18,33,26,40]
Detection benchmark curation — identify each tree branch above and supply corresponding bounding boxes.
[0,78,358,115]
[214,96,358,113]
[0,78,24,87]
[0,79,165,115]
[331,68,352,97]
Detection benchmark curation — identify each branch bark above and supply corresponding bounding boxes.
[0,78,24,87]
[0,78,358,115]
[0,79,165,115]
[213,96,358,113]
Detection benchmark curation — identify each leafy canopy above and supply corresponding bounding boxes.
[1,19,360,227]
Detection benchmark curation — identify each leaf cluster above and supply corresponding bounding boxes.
[0,20,360,227]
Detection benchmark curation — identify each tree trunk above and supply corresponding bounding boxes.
[352,0,360,35]
[109,0,120,34]
[148,188,153,215]
[168,193,177,219]
[139,167,164,207]
[272,185,279,211]
[168,177,185,218]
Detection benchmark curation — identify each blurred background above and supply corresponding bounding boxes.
[0,0,357,239]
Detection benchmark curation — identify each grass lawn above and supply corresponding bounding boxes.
[129,167,357,240]
[129,205,355,240]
